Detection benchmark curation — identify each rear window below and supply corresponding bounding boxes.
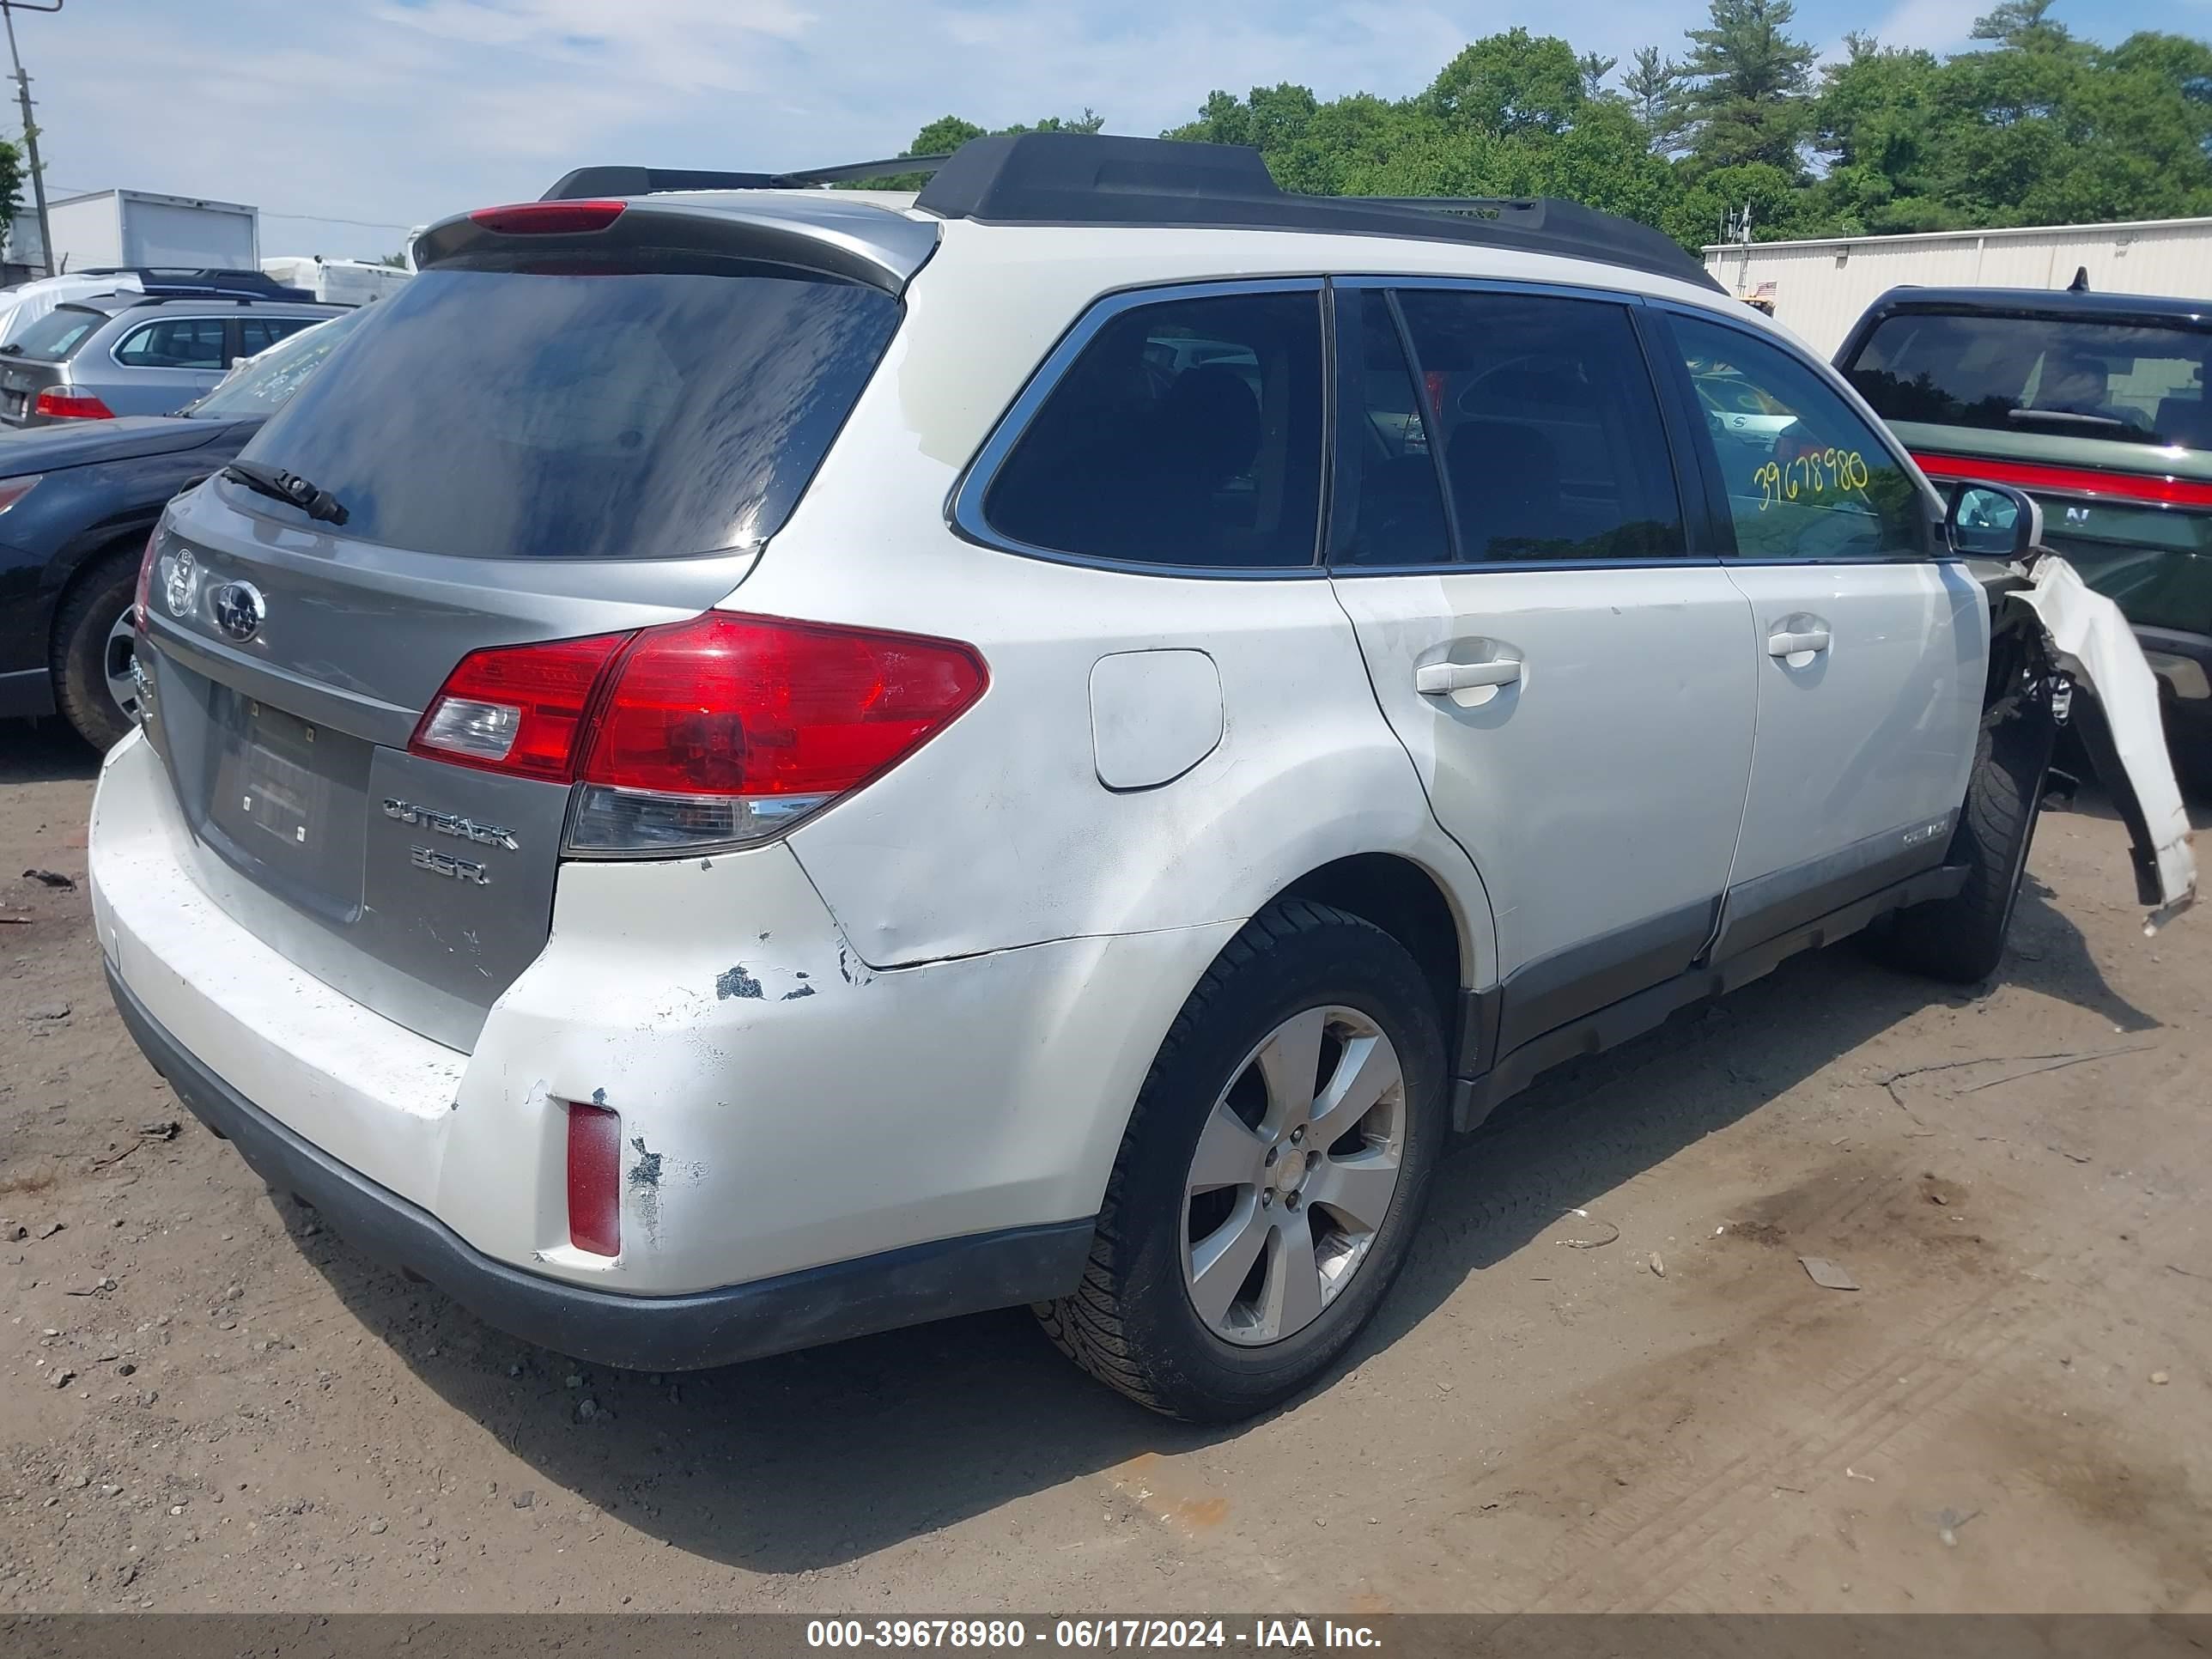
[1844,311,2212,452]
[234,265,901,560]
[9,304,107,362]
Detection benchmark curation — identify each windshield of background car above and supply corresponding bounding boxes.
[8,304,108,362]
[189,307,374,420]
[1844,311,2212,451]
[234,264,902,559]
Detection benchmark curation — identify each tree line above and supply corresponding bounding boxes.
[864,0,2212,251]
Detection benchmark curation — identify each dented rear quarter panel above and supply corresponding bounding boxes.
[467,845,1241,1291]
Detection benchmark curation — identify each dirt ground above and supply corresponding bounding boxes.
[1,721,2208,1614]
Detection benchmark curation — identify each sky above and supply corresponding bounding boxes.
[3,0,2206,263]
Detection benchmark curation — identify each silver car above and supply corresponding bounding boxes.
[0,289,342,426]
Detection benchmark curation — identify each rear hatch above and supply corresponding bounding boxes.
[0,302,108,423]
[1840,305,2212,644]
[134,200,919,1050]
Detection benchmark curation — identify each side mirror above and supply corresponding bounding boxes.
[1943,480,2044,559]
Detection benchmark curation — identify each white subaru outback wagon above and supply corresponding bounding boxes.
[90,133,2172,1421]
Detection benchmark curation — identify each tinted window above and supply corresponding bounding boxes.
[982,289,1324,568]
[1396,290,1682,562]
[1844,311,2212,452]
[237,265,901,560]
[1331,292,1449,568]
[1669,313,1925,562]
[10,304,106,362]
[114,316,228,369]
[238,316,319,356]
[190,309,369,421]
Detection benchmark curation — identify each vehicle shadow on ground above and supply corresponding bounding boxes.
[0,722,100,786]
[277,793,2161,1573]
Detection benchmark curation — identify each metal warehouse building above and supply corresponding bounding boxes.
[1703,216,2212,358]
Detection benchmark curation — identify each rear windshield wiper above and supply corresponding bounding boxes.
[222,459,349,526]
[2008,408,2130,430]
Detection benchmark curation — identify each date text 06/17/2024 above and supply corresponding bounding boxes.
[804,1619,1383,1650]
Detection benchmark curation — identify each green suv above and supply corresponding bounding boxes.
[1838,287,2211,781]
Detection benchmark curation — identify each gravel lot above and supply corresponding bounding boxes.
[3,724,2207,1613]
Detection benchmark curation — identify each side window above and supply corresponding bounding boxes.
[1330,291,1449,568]
[1395,289,1684,563]
[239,317,315,356]
[981,289,1324,569]
[113,316,228,369]
[1668,313,1926,562]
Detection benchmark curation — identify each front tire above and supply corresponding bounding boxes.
[1037,900,1447,1422]
[1875,684,2056,984]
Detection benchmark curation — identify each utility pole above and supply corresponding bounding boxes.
[1,1,60,277]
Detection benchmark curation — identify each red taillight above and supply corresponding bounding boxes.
[565,1098,623,1257]
[409,613,988,853]
[584,613,988,798]
[469,199,626,235]
[408,630,630,781]
[34,388,113,421]
[132,530,160,635]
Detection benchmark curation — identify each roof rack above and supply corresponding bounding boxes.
[76,266,316,301]
[540,133,1720,292]
[540,156,951,202]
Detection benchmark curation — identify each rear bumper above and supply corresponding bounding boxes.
[91,730,1226,1356]
[109,962,1093,1370]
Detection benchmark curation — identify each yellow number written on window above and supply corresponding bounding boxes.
[1753,448,1872,511]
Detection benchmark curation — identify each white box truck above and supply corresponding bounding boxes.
[260,255,411,307]
[46,188,260,275]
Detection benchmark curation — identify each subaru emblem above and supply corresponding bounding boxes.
[211,580,266,644]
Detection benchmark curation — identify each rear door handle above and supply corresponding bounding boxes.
[1767,625,1832,658]
[1416,658,1522,696]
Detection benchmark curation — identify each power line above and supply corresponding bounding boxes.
[45,185,416,234]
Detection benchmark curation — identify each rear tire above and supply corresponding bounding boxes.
[1875,685,2056,984]
[1036,900,1447,1422]
[50,548,141,753]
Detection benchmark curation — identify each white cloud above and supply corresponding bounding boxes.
[14,0,1711,261]
[1863,0,1991,52]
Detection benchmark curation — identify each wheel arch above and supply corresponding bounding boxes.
[46,520,155,658]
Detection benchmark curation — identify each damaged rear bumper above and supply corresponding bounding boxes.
[109,963,1094,1370]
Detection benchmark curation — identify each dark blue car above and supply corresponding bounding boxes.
[0,306,368,749]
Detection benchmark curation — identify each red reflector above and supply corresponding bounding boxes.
[580,612,988,799]
[1913,451,2212,511]
[469,199,626,235]
[566,1099,623,1257]
[33,388,114,420]
[410,631,631,781]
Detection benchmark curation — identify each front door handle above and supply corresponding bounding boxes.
[1416,658,1522,696]
[1767,624,1832,658]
